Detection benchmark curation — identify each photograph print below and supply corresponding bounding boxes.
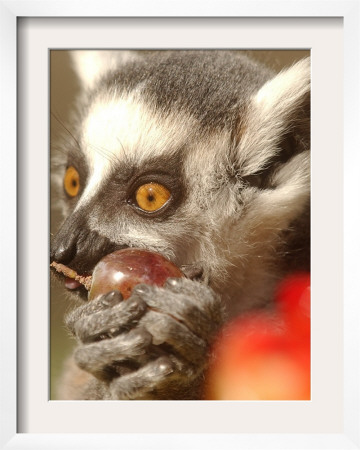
[50,49,310,400]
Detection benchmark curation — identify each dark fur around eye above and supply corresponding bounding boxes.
[126,172,184,219]
[64,149,89,199]
[117,152,186,219]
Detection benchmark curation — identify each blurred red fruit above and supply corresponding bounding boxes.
[205,273,311,400]
[275,273,311,339]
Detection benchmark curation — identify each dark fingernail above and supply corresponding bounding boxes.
[101,290,123,307]
[131,284,153,295]
[165,277,181,287]
[126,297,148,315]
[155,356,174,376]
[180,262,204,280]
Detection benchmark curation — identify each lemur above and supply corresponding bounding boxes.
[51,50,310,400]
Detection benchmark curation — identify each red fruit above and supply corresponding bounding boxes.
[205,309,310,400]
[88,248,184,301]
[275,273,311,338]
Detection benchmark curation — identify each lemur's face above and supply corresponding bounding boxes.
[52,95,242,295]
[51,51,310,305]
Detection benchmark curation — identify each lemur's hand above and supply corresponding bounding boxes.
[65,278,224,399]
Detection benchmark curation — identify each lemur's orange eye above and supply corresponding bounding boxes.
[64,166,80,197]
[135,182,171,212]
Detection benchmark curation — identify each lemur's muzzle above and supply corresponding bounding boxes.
[50,211,122,275]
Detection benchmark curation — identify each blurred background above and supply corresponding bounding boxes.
[50,49,310,399]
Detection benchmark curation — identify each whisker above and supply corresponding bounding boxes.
[85,141,121,165]
[116,138,131,166]
[51,111,81,152]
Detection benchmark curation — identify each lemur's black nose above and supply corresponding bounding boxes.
[50,213,120,274]
[50,215,81,268]
[50,234,78,265]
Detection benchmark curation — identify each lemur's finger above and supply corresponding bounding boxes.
[109,356,175,400]
[132,279,223,341]
[74,296,148,343]
[139,309,208,365]
[180,262,205,281]
[65,291,123,334]
[164,278,222,319]
[74,328,152,377]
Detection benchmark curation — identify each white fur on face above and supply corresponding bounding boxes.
[75,93,196,211]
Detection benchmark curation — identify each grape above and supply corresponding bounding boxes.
[88,248,184,301]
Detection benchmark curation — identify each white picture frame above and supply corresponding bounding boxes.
[1,1,359,449]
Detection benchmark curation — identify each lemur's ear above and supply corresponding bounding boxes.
[237,57,310,177]
[70,50,138,91]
